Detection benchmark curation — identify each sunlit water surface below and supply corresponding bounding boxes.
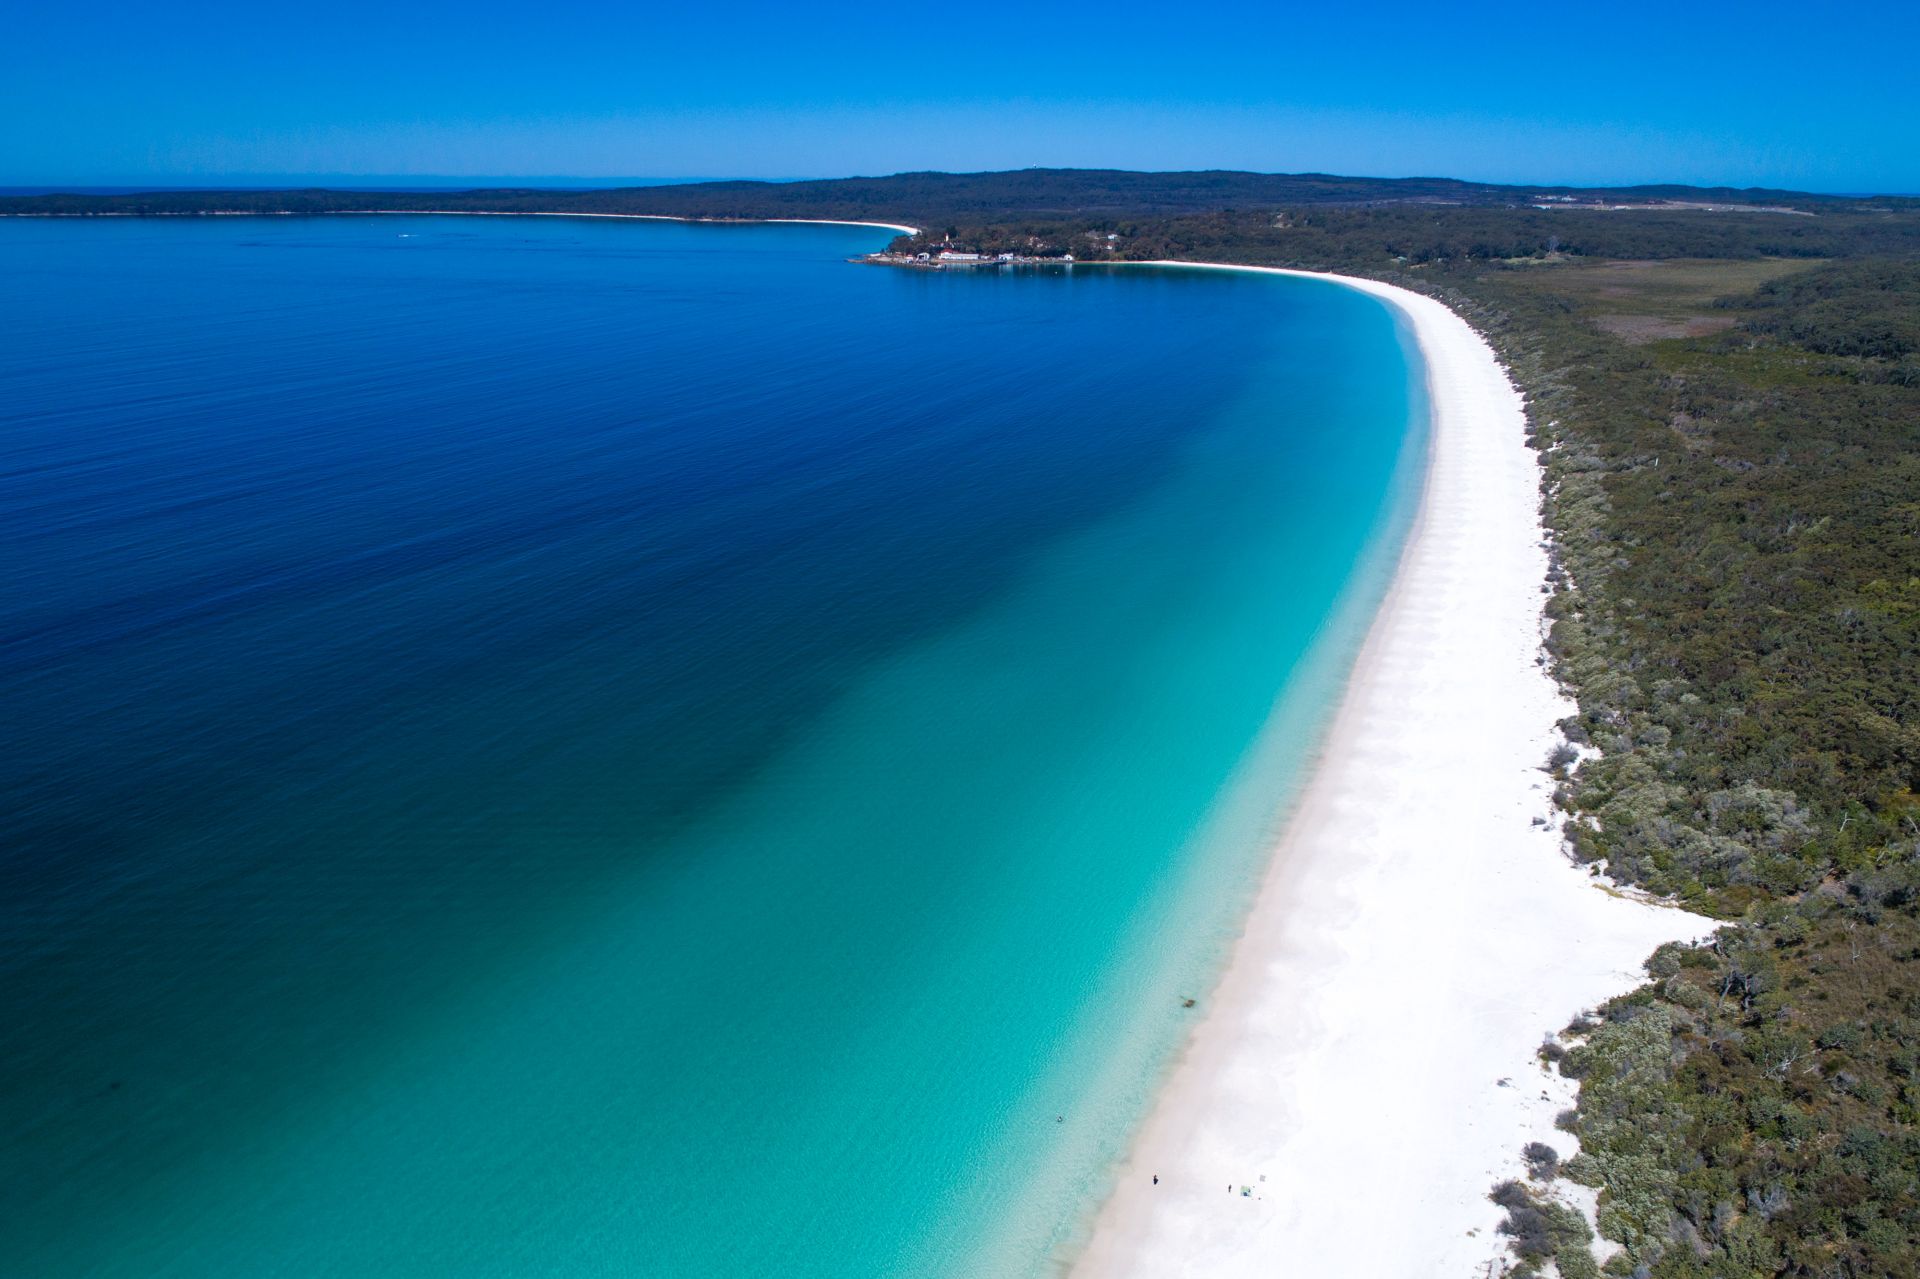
[0,216,1425,1275]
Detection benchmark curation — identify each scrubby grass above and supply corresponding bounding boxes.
[1493,1177,1602,1279]
[1498,258,1816,320]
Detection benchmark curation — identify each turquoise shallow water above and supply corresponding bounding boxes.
[0,217,1424,1275]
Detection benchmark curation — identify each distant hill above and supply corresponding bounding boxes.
[0,168,1889,226]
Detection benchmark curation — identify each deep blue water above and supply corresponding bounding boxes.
[0,215,1424,1275]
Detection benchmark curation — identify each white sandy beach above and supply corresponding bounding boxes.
[1070,266,1710,1277]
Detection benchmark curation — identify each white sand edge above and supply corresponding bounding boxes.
[0,210,921,235]
[356,211,921,234]
[1067,263,1713,1278]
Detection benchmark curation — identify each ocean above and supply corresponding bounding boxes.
[0,215,1425,1275]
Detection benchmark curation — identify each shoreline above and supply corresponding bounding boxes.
[358,210,921,234]
[1067,264,1709,1276]
[0,207,920,235]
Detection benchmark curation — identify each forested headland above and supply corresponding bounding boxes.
[14,169,1918,1276]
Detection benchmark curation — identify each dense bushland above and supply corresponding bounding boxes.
[1468,255,1920,1276]
[1490,261,1920,907]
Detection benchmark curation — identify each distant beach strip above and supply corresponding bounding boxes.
[355,209,921,234]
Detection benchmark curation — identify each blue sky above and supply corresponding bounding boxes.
[5,0,1915,191]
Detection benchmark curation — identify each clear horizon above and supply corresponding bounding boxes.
[5,0,1916,193]
[3,169,1917,198]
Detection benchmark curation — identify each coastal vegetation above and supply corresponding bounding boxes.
[17,169,1916,1275]
[1474,249,1920,1278]
[4,169,1892,225]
